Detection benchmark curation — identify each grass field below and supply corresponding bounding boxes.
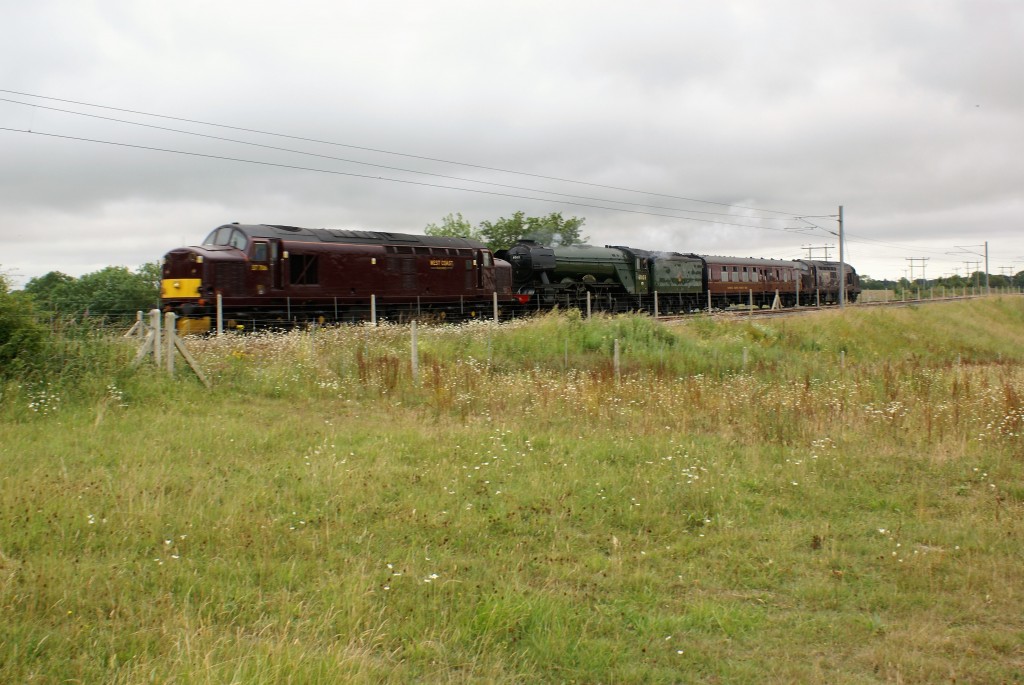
[2,299,1023,683]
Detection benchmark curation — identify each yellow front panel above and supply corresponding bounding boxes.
[177,316,211,336]
[161,278,202,299]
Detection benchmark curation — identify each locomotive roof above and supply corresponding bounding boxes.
[225,223,489,250]
[803,260,857,272]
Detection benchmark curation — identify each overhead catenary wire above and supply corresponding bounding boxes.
[0,88,811,218]
[0,126,821,233]
[842,235,968,258]
[0,96,803,224]
[6,91,1016,281]
[792,214,987,272]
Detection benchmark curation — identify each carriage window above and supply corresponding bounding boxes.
[290,254,319,285]
[741,267,749,283]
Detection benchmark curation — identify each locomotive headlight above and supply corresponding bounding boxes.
[196,256,204,264]
[173,281,181,289]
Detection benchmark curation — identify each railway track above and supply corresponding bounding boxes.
[657,294,995,324]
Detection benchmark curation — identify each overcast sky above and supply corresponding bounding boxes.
[2,0,1022,286]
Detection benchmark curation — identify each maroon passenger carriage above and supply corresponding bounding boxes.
[698,255,860,308]
[161,223,514,332]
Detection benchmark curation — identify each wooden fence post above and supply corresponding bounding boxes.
[165,312,176,375]
[411,320,419,385]
[151,309,162,369]
[613,338,620,384]
[124,311,144,338]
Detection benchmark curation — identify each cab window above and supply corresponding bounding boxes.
[203,227,227,245]
[252,242,268,261]
[229,230,248,250]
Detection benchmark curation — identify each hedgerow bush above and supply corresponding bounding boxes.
[0,274,47,379]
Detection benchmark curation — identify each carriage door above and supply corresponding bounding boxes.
[250,240,272,295]
[476,249,493,289]
[269,239,283,289]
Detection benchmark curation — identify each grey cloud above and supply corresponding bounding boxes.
[2,0,1023,285]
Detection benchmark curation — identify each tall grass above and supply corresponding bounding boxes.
[1,299,1023,683]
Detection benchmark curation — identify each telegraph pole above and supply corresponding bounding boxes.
[906,258,929,283]
[952,243,991,295]
[999,265,1014,293]
[964,261,981,290]
[984,241,990,294]
[838,206,846,308]
[802,245,833,260]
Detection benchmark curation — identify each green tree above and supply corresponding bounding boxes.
[24,264,160,319]
[424,212,482,241]
[478,211,528,251]
[23,271,75,311]
[525,212,587,247]
[136,261,162,293]
[857,275,887,291]
[0,270,47,377]
[479,211,588,251]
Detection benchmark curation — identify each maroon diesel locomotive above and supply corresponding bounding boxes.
[161,223,513,332]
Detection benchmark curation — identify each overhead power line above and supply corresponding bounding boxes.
[842,234,976,259]
[795,213,977,263]
[0,126,811,232]
[0,96,799,224]
[6,92,983,271]
[0,88,811,218]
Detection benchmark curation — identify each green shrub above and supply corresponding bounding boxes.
[0,274,47,378]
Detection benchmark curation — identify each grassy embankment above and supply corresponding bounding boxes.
[1,299,1023,683]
